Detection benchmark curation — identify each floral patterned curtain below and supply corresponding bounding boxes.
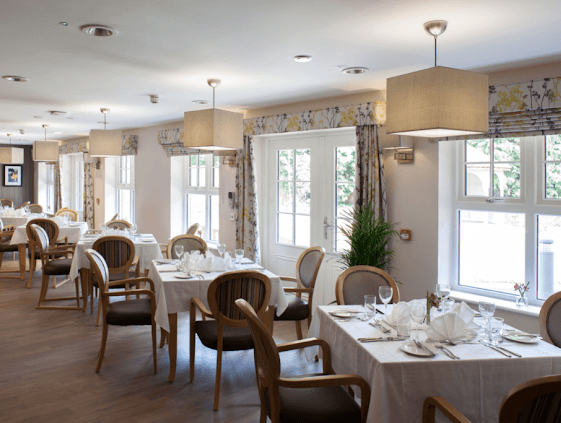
[235,136,260,262]
[83,163,95,228]
[54,155,63,211]
[355,125,387,221]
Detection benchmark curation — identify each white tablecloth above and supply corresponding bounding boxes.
[0,214,43,229]
[314,304,561,423]
[149,261,289,332]
[10,221,89,245]
[68,235,163,281]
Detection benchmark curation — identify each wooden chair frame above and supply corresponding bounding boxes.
[186,222,200,235]
[278,246,325,339]
[16,201,30,210]
[110,213,119,221]
[85,249,157,374]
[335,265,400,305]
[55,208,78,221]
[106,219,131,229]
[423,375,561,423]
[0,199,13,208]
[89,236,140,326]
[30,224,80,310]
[539,291,561,346]
[28,204,43,214]
[166,234,207,259]
[235,298,371,423]
[190,270,272,410]
[0,223,24,280]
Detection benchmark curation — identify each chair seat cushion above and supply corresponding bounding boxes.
[105,298,153,326]
[264,383,361,423]
[92,270,138,289]
[43,258,73,275]
[274,294,309,321]
[194,320,254,351]
[0,241,19,253]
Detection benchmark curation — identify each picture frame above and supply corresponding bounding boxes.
[4,165,22,187]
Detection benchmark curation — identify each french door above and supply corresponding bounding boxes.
[263,128,356,310]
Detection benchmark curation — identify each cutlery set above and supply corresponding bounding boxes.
[479,340,522,357]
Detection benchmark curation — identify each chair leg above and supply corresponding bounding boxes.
[36,273,49,308]
[214,342,223,411]
[96,299,102,326]
[151,322,157,374]
[190,312,196,381]
[160,328,168,348]
[96,321,109,373]
[90,281,94,314]
[52,275,56,289]
[75,279,80,307]
[26,255,36,289]
[295,320,303,340]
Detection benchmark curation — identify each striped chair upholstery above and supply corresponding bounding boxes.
[106,219,131,230]
[28,204,43,214]
[55,208,78,221]
[167,235,207,259]
[336,266,400,306]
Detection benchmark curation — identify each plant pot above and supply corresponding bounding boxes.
[516,296,528,309]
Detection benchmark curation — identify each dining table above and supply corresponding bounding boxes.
[0,213,42,229]
[148,258,289,382]
[311,304,561,423]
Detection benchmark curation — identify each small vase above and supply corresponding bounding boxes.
[516,296,528,309]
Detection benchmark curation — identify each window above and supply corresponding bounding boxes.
[452,135,561,305]
[185,153,219,243]
[61,154,84,212]
[38,162,55,213]
[117,156,135,223]
[334,146,356,252]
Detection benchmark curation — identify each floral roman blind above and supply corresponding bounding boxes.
[157,128,204,157]
[58,135,138,156]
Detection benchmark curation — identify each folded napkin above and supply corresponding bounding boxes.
[385,299,429,330]
[52,216,66,226]
[5,208,24,217]
[194,255,231,272]
[384,302,410,326]
[426,301,476,341]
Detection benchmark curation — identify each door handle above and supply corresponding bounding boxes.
[323,217,333,240]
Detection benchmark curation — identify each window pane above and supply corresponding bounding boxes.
[278,182,293,213]
[295,215,310,247]
[546,134,561,161]
[278,150,293,181]
[465,164,490,196]
[190,155,197,166]
[295,182,310,214]
[199,168,206,187]
[466,140,490,162]
[459,211,525,294]
[546,163,561,199]
[187,194,207,238]
[335,218,350,252]
[337,183,355,217]
[336,147,356,182]
[118,189,134,223]
[493,138,520,162]
[277,213,293,244]
[214,155,219,166]
[493,163,520,198]
[295,149,310,181]
[189,169,198,186]
[199,154,206,166]
[213,168,219,188]
[210,195,219,242]
[537,215,561,299]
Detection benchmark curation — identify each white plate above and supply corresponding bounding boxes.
[140,239,154,243]
[400,341,436,357]
[329,310,361,319]
[504,334,540,344]
[174,274,194,279]
[156,259,176,265]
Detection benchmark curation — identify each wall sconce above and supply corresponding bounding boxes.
[383,136,414,164]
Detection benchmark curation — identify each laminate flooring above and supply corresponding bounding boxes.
[0,256,321,423]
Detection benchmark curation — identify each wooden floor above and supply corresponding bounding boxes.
[0,255,320,423]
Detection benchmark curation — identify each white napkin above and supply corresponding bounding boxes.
[385,299,430,330]
[426,301,476,341]
[5,208,23,217]
[384,301,410,326]
[195,255,231,272]
[53,216,66,226]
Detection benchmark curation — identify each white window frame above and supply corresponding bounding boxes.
[451,135,561,306]
[45,164,55,213]
[63,154,84,212]
[184,153,219,244]
[116,156,135,224]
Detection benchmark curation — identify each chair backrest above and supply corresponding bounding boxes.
[296,246,325,289]
[110,213,119,221]
[208,270,271,329]
[539,291,561,347]
[499,375,561,422]
[28,204,43,214]
[29,224,50,263]
[0,199,13,207]
[26,218,59,248]
[106,219,131,229]
[167,234,207,259]
[17,201,30,209]
[55,208,78,221]
[336,265,400,305]
[186,223,200,235]
[85,249,110,295]
[92,236,135,275]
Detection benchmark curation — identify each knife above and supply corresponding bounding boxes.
[414,339,436,356]
[497,346,521,358]
[358,337,408,343]
[375,308,385,315]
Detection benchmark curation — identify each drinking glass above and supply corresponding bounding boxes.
[442,299,455,313]
[436,283,451,300]
[379,286,393,313]
[131,223,137,237]
[478,300,496,340]
[217,243,226,257]
[410,303,426,340]
[364,295,376,320]
[490,317,504,346]
[397,318,410,338]
[190,250,201,263]
[235,248,244,264]
[174,244,184,260]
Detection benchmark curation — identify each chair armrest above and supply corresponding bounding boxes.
[284,287,314,294]
[191,297,213,318]
[132,255,139,267]
[103,289,156,302]
[106,277,155,292]
[56,236,69,244]
[279,276,298,282]
[277,338,333,374]
[423,397,471,423]
[49,244,76,252]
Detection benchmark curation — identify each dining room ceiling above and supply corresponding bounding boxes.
[1,0,560,143]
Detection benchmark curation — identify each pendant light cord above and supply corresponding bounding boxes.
[104,113,107,130]
[434,36,437,67]
[213,87,215,109]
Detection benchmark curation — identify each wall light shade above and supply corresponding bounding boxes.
[183,109,243,151]
[386,66,489,138]
[0,147,24,164]
[32,141,59,162]
[89,129,122,157]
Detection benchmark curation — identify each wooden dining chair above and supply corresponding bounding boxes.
[539,291,561,347]
[89,236,141,326]
[0,219,24,280]
[55,208,78,221]
[274,246,325,339]
[110,213,119,221]
[186,222,200,235]
[0,199,13,208]
[167,234,207,259]
[235,298,371,423]
[85,249,157,374]
[190,270,272,410]
[17,201,30,209]
[28,204,43,214]
[106,219,131,229]
[30,224,80,310]
[423,374,561,423]
[335,265,400,306]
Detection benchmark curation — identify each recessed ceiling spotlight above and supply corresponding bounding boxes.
[66,117,74,119]
[53,131,63,134]
[342,67,369,74]
[59,22,68,26]
[294,55,312,62]
[150,95,160,104]
[48,111,68,116]
[80,25,115,37]
[192,100,210,105]
[19,129,25,134]
[2,75,28,82]
[34,116,42,119]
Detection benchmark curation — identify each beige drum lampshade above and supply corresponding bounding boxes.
[386,66,489,138]
[89,129,122,157]
[32,140,59,162]
[0,146,24,164]
[183,109,243,151]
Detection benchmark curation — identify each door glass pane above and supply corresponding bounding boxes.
[190,155,197,166]
[199,154,206,166]
[210,195,219,242]
[546,134,561,161]
[278,150,293,181]
[546,163,561,199]
[465,164,490,196]
[187,194,207,238]
[295,182,310,214]
[493,163,520,198]
[278,182,293,213]
[459,210,525,294]
[493,138,520,162]
[466,140,490,162]
[295,149,310,181]
[336,146,355,182]
[277,213,293,244]
[189,169,197,187]
[213,168,219,188]
[537,215,561,299]
[295,215,310,247]
[335,218,350,252]
[336,183,354,217]
[199,168,206,187]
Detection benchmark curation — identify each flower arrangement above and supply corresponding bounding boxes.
[426,290,441,325]
[514,281,530,308]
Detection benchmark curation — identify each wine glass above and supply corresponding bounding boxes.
[409,303,426,341]
[436,283,451,300]
[379,286,393,313]
[478,300,496,340]
[235,248,244,264]
[174,244,184,261]
[217,243,226,258]
[131,223,137,237]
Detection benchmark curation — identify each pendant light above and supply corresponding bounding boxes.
[33,124,59,163]
[386,20,489,138]
[89,108,122,157]
[183,79,243,152]
[0,134,24,164]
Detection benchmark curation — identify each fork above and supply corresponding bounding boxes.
[429,340,460,359]
[369,321,391,333]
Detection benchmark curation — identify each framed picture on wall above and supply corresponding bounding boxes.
[4,165,22,187]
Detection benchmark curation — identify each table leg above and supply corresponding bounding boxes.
[80,268,88,312]
[18,244,26,281]
[168,313,177,382]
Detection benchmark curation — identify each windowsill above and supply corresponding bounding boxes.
[450,290,541,318]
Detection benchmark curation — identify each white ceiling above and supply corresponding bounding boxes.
[1,0,561,144]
